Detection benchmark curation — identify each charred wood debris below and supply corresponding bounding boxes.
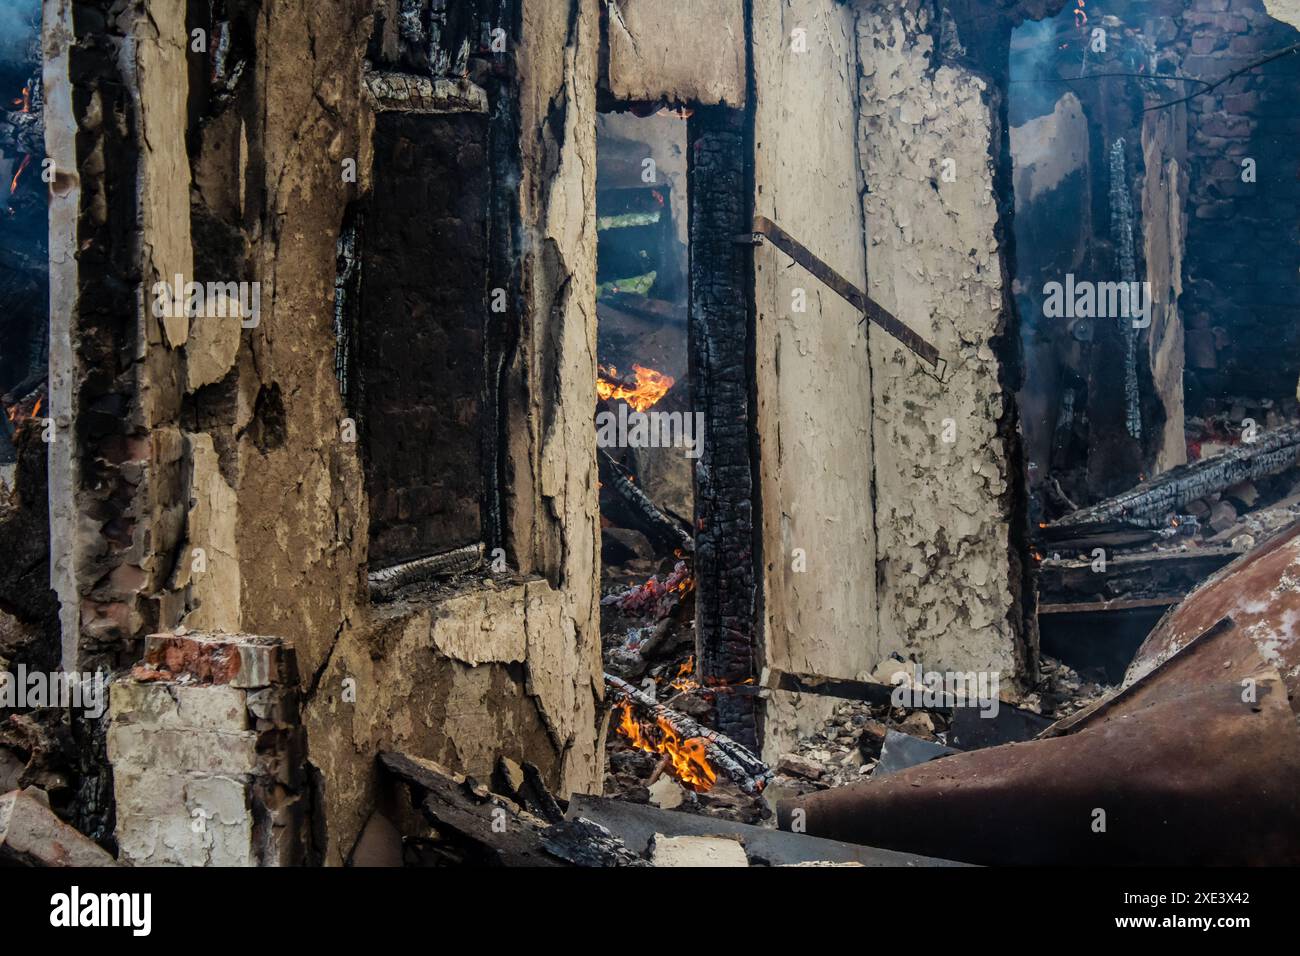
[1037,402,1300,612]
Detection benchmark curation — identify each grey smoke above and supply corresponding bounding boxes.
[0,0,40,70]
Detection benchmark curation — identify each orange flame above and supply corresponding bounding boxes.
[10,154,31,195]
[1074,0,1087,28]
[597,363,675,413]
[616,700,717,792]
[668,655,698,693]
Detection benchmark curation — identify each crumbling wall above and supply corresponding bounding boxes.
[300,0,606,862]
[108,633,309,866]
[497,0,605,793]
[857,2,1029,682]
[42,0,606,865]
[751,0,878,756]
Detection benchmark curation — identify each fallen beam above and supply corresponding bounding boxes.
[1037,545,1240,607]
[598,449,693,555]
[566,794,969,867]
[379,752,647,867]
[0,789,117,867]
[1048,423,1300,532]
[368,542,484,601]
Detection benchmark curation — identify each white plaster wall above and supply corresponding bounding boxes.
[752,0,878,756]
[857,2,1024,681]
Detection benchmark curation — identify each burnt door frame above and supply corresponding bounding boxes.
[687,105,761,748]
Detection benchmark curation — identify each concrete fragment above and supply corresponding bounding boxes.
[0,789,117,866]
[647,776,685,809]
[650,833,749,867]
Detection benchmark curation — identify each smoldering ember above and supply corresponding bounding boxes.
[1,0,1300,884]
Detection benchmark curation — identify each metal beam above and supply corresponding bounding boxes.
[740,215,945,376]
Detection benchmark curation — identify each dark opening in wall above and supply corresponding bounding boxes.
[357,111,490,567]
[596,102,761,751]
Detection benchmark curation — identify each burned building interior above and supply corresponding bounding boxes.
[2,0,1300,882]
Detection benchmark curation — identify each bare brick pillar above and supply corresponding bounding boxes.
[107,633,309,866]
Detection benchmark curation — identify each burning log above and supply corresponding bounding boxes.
[605,673,773,796]
[598,449,693,554]
[1046,422,1300,534]
[596,364,674,413]
[368,542,484,601]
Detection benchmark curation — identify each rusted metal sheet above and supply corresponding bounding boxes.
[778,528,1300,865]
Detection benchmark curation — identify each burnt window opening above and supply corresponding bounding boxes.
[0,0,47,471]
[349,109,491,575]
[595,108,692,562]
[1012,3,1300,683]
[597,104,760,749]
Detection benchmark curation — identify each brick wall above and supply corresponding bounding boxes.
[1170,0,1300,405]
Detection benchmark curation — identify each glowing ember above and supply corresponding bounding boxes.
[616,700,717,792]
[601,560,694,618]
[5,392,44,427]
[597,363,675,413]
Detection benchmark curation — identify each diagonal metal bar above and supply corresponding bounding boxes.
[741,215,944,373]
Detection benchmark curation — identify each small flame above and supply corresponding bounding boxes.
[668,655,698,693]
[597,363,675,413]
[616,700,717,792]
[10,154,31,195]
[1074,0,1088,28]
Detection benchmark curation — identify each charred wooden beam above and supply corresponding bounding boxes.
[379,752,646,867]
[1037,545,1240,608]
[368,542,484,601]
[1048,423,1300,533]
[689,107,758,746]
[598,449,692,555]
[605,673,773,795]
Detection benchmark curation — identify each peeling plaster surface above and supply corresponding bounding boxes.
[607,0,747,106]
[857,4,1024,680]
[302,579,586,866]
[1265,0,1300,28]
[510,0,605,796]
[753,0,878,755]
